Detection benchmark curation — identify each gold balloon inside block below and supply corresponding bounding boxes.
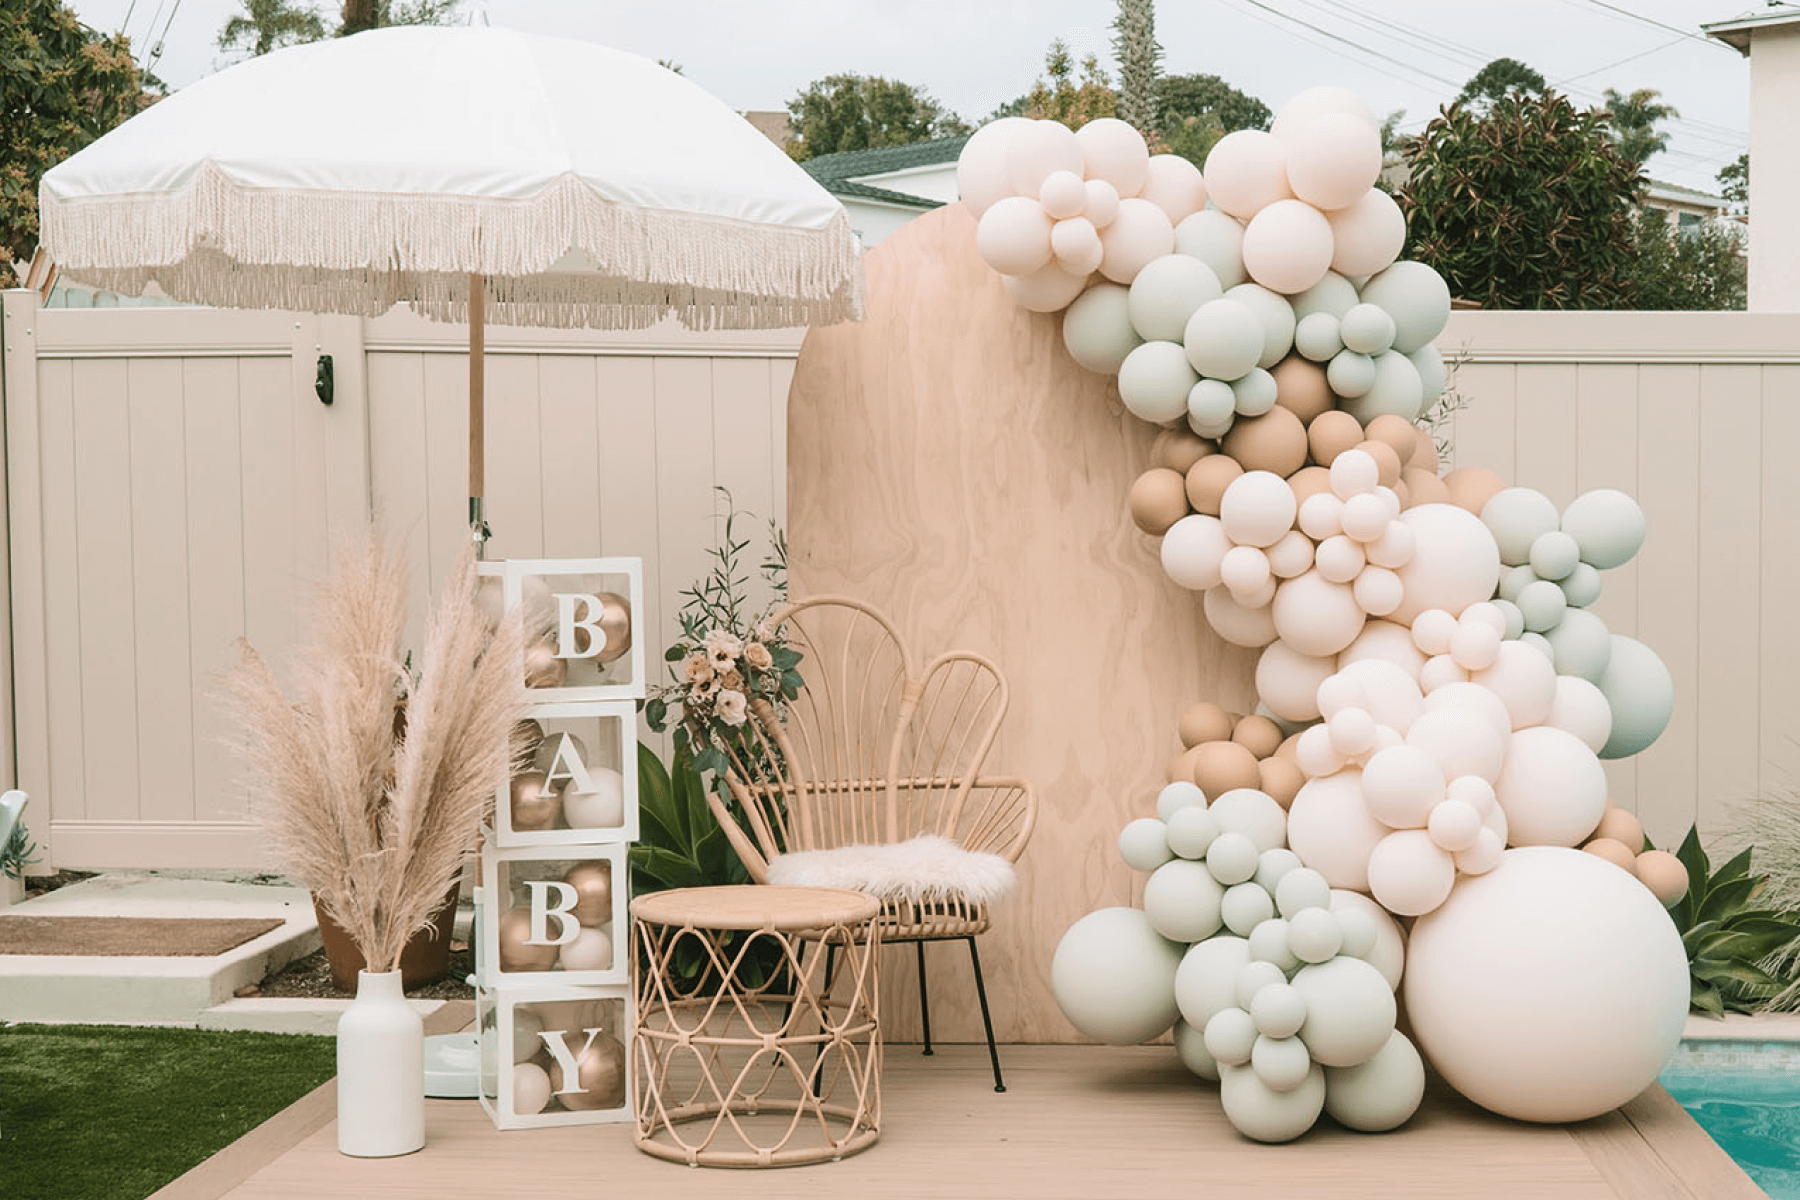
[478,986,634,1129]
[497,558,645,701]
[509,770,562,832]
[493,702,638,847]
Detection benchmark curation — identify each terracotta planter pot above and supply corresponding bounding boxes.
[313,887,461,992]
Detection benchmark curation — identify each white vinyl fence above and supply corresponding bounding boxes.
[1,291,798,869]
[4,295,1798,868]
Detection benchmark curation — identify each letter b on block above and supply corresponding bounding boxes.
[524,881,581,946]
[555,593,606,660]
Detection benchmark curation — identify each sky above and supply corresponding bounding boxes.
[66,0,1757,195]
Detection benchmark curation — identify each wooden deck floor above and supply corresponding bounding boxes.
[158,1038,1766,1200]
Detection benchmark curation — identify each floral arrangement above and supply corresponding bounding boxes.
[643,491,803,786]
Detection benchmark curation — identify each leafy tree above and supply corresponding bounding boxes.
[1400,92,1644,309]
[217,0,326,58]
[1025,39,1117,130]
[1718,153,1748,216]
[337,0,458,36]
[1111,0,1162,138]
[1627,206,1745,310]
[1,0,148,287]
[1455,57,1546,114]
[1151,73,1269,166]
[784,73,969,161]
[1603,87,1679,169]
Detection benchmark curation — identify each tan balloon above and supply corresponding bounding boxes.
[1307,410,1364,468]
[1129,468,1192,535]
[1192,740,1262,797]
[1443,467,1506,516]
[1287,465,1334,507]
[558,1030,628,1110]
[1582,837,1638,872]
[563,861,614,925]
[1270,355,1334,423]
[1168,744,1206,785]
[1151,427,1216,474]
[1408,424,1441,472]
[523,639,569,689]
[1179,701,1236,749]
[1231,714,1285,759]
[1595,806,1645,851]
[1363,413,1418,461]
[510,770,563,831]
[497,907,560,972]
[1185,455,1244,516]
[1258,755,1305,810]
[1401,468,1450,508]
[1222,406,1308,478]
[1355,439,1403,488]
[1634,850,1689,907]
[1276,731,1304,760]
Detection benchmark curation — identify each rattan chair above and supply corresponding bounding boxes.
[704,596,1037,1092]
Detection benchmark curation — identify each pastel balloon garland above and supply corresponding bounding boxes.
[959,88,1692,1142]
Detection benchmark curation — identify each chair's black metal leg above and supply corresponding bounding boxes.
[810,938,838,1097]
[823,941,837,998]
[968,937,1005,1093]
[916,941,933,1056]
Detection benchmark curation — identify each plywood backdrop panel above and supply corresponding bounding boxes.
[786,204,1258,1044]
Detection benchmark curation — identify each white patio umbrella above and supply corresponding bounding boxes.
[39,25,862,549]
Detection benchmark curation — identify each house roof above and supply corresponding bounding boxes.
[1703,5,1800,54]
[1646,178,1724,206]
[800,136,970,208]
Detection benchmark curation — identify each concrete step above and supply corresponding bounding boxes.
[0,873,320,1026]
[198,996,452,1036]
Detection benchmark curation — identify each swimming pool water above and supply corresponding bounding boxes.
[1659,1039,1800,1200]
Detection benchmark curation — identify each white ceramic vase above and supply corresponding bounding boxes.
[337,968,425,1157]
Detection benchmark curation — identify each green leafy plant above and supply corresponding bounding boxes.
[1666,826,1800,1017]
[2,817,40,882]
[628,743,782,991]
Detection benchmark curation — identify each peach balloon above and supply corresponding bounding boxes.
[1271,570,1367,658]
[1038,168,1088,219]
[1338,618,1428,681]
[1259,756,1306,809]
[1363,414,1416,459]
[1222,406,1309,478]
[1595,806,1645,850]
[1283,112,1382,212]
[1389,503,1502,625]
[1152,427,1216,473]
[956,118,1032,218]
[1401,468,1450,507]
[1204,129,1294,219]
[1326,188,1406,278]
[1408,424,1440,471]
[1354,439,1403,488]
[1181,701,1237,748]
[1139,153,1208,222]
[1169,744,1207,785]
[1242,200,1335,295]
[1233,714,1286,758]
[1076,117,1151,197]
[1256,641,1338,723]
[1006,118,1084,197]
[1287,769,1386,890]
[1003,260,1090,312]
[1443,467,1506,515]
[1205,585,1280,647]
[1130,468,1191,534]
[1583,837,1638,871]
[1635,850,1689,906]
[1287,466,1334,508]
[1050,216,1104,276]
[1099,198,1177,283]
[976,195,1055,276]
[1187,455,1245,515]
[1194,740,1264,797]
[1270,356,1334,423]
[1307,410,1364,467]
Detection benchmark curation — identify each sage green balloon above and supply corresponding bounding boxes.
[1174,209,1249,289]
[1220,1060,1326,1142]
[1128,253,1224,342]
[1358,260,1451,354]
[1174,1018,1221,1081]
[1289,271,1360,321]
[1561,488,1646,570]
[1324,1030,1426,1132]
[1118,816,1174,872]
[1294,311,1344,362]
[1061,282,1142,374]
[1144,859,1227,943]
[1051,907,1183,1045]
[1481,487,1561,567]
[1543,608,1613,684]
[1340,349,1424,423]
[1596,634,1674,759]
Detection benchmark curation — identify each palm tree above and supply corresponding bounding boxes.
[216,0,326,58]
[1603,87,1680,170]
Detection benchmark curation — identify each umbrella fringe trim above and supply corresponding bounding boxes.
[40,165,865,329]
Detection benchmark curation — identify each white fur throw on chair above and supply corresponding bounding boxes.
[766,835,1016,905]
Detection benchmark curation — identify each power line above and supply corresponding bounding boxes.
[1225,0,1463,89]
[1574,0,1738,52]
[1556,35,1689,84]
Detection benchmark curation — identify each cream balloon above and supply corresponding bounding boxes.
[1273,86,1379,138]
[956,117,1032,218]
[1286,769,1386,890]
[1282,112,1382,211]
[1271,570,1367,658]
[1003,260,1090,312]
[1139,152,1209,222]
[1242,200,1335,295]
[1546,674,1614,754]
[1098,198,1176,284]
[1204,129,1295,219]
[1160,513,1231,591]
[1049,216,1104,276]
[1076,117,1151,196]
[1495,725,1608,847]
[975,195,1054,276]
[1367,829,1457,915]
[1389,503,1502,625]
[1471,640,1558,730]
[1327,188,1406,277]
[1255,640,1338,722]
[1205,586,1280,647]
[1006,118,1084,197]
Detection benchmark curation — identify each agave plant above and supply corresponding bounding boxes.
[1667,826,1800,1017]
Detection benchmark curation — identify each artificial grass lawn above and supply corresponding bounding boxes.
[0,1023,337,1200]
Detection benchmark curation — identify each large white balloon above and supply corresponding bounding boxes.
[1051,907,1183,1044]
[1327,188,1406,278]
[1271,570,1367,658]
[1161,514,1231,591]
[956,117,1032,218]
[1286,769,1386,890]
[1006,119,1084,198]
[1204,129,1295,219]
[1282,112,1382,211]
[1098,198,1177,284]
[1389,504,1502,625]
[1076,117,1151,197]
[1596,635,1675,759]
[1404,847,1689,1122]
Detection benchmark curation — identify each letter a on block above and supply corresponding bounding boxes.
[524,881,582,945]
[539,1027,606,1095]
[555,593,606,660]
[542,732,600,797]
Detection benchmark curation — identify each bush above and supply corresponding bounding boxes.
[1627,208,1746,311]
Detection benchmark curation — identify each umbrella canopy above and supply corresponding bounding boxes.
[39,25,862,332]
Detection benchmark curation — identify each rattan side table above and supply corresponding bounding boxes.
[631,885,882,1168]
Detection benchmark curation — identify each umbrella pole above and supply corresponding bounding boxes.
[468,271,491,558]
